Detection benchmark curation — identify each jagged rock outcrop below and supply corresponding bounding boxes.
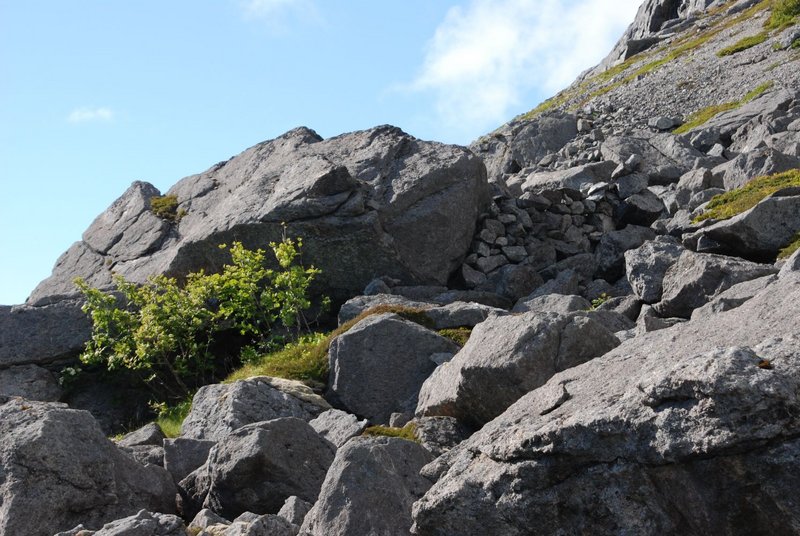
[0,399,176,536]
[412,272,800,535]
[30,126,489,307]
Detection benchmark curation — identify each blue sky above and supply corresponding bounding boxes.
[0,0,641,305]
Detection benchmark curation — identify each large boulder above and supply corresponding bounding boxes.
[655,251,778,318]
[0,364,62,401]
[299,436,433,536]
[30,126,489,306]
[181,418,335,520]
[416,311,619,428]
[625,236,685,303]
[180,377,330,442]
[720,147,800,191]
[326,313,460,424]
[62,510,188,536]
[412,273,800,535]
[594,225,656,281]
[0,399,176,536]
[308,409,368,448]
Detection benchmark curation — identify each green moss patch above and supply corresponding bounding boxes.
[694,169,800,222]
[673,81,774,134]
[150,195,186,222]
[717,32,769,56]
[778,232,800,259]
[363,422,419,443]
[437,327,472,347]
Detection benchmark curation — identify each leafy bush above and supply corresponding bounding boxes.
[694,169,800,222]
[150,195,185,222]
[591,293,612,310]
[363,423,419,443]
[766,0,800,29]
[717,32,769,56]
[75,238,324,403]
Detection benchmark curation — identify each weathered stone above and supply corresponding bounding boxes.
[690,274,777,319]
[183,418,335,520]
[163,437,216,484]
[189,509,230,532]
[423,301,506,330]
[526,269,582,299]
[0,364,61,401]
[721,147,800,190]
[614,172,649,198]
[326,313,459,424]
[0,399,176,536]
[117,422,165,448]
[510,161,617,195]
[655,251,778,318]
[475,255,508,274]
[120,445,165,467]
[299,436,433,536]
[308,409,368,448]
[414,416,472,458]
[87,510,187,536]
[336,293,432,325]
[278,496,313,527]
[181,377,330,442]
[625,236,685,303]
[619,189,665,226]
[512,293,592,314]
[478,264,544,301]
[594,225,656,281]
[416,311,618,428]
[779,247,800,277]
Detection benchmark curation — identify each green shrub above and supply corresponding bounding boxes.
[154,397,193,438]
[150,195,185,222]
[766,0,800,29]
[694,169,800,222]
[363,423,419,443]
[591,293,612,310]
[75,238,324,404]
[717,32,769,56]
[674,81,774,134]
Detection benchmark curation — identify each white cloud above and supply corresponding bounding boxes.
[408,0,642,138]
[239,0,320,27]
[67,107,114,124]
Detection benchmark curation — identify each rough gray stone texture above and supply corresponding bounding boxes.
[308,409,368,448]
[478,263,544,301]
[0,364,61,401]
[299,436,433,536]
[224,514,299,536]
[512,293,592,314]
[721,147,800,191]
[336,293,432,325]
[509,161,616,195]
[189,508,230,531]
[86,510,187,536]
[414,416,472,458]
[412,273,800,536]
[695,191,800,259]
[470,112,578,185]
[0,300,90,367]
[690,274,777,319]
[0,399,176,536]
[625,236,685,303]
[117,422,165,448]
[655,250,778,318]
[183,418,335,521]
[594,225,656,281]
[326,313,460,424]
[31,126,489,306]
[600,133,712,185]
[120,445,164,467]
[416,311,618,428]
[525,269,581,299]
[181,377,330,442]
[423,301,506,329]
[779,247,800,277]
[278,496,313,527]
[163,437,216,484]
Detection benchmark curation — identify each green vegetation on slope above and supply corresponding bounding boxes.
[363,422,419,443]
[779,232,800,259]
[437,327,472,347]
[717,32,769,56]
[765,0,800,30]
[155,397,192,438]
[673,81,774,134]
[150,195,186,222]
[694,169,800,222]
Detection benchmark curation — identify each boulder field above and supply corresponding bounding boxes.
[2,0,800,534]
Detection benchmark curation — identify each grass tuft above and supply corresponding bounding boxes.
[673,81,774,134]
[765,0,800,30]
[717,32,769,56]
[694,169,800,222]
[437,327,472,347]
[155,398,192,438]
[779,232,800,259]
[363,422,419,443]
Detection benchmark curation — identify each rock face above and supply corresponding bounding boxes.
[30,126,489,305]
[625,236,684,303]
[182,418,335,520]
[181,377,330,441]
[326,313,460,424]
[412,273,800,535]
[0,364,62,401]
[0,399,176,536]
[299,436,433,536]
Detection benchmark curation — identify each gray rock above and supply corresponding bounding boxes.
[475,254,508,274]
[696,191,800,259]
[308,409,368,448]
[412,273,800,536]
[117,422,165,448]
[336,294,432,325]
[32,126,489,306]
[625,236,685,303]
[0,364,61,401]
[181,377,330,442]
[478,264,544,301]
[184,418,335,520]
[721,147,800,190]
[655,250,778,318]
[619,189,665,226]
[423,301,505,329]
[614,172,649,199]
[278,496,313,527]
[512,293,592,314]
[779,247,800,277]
[510,161,617,195]
[87,510,187,536]
[595,294,643,321]
[594,225,656,281]
[229,514,298,536]
[189,509,230,531]
[299,436,433,536]
[525,269,581,299]
[690,274,777,319]
[414,416,472,457]
[648,116,680,131]
[601,134,708,185]
[416,311,618,428]
[0,399,176,536]
[326,313,460,424]
[0,300,90,368]
[163,437,216,484]
[120,445,164,467]
[583,309,637,334]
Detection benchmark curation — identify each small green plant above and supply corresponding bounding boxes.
[153,397,193,438]
[591,293,612,310]
[437,327,472,347]
[150,195,185,222]
[778,232,800,259]
[363,422,419,443]
[765,0,800,29]
[76,237,324,404]
[717,31,769,56]
[674,81,774,134]
[694,169,800,222]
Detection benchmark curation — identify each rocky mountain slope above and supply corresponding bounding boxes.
[2,0,800,535]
